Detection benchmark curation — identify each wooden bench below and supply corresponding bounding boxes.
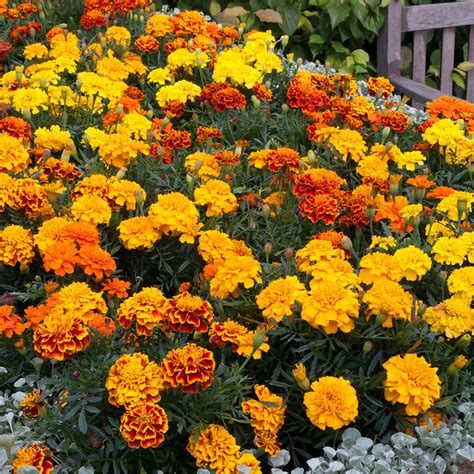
[377,0,474,108]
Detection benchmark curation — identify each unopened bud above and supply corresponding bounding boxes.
[439,271,448,282]
[281,103,289,114]
[296,57,303,67]
[281,35,289,49]
[42,149,51,161]
[341,236,353,252]
[194,160,203,172]
[116,104,124,116]
[382,126,391,140]
[284,248,294,259]
[457,334,471,350]
[363,341,373,353]
[457,199,468,219]
[185,173,193,184]
[437,335,446,344]
[264,242,273,255]
[307,150,316,164]
[252,328,266,351]
[115,167,127,179]
[134,190,145,206]
[251,96,261,107]
[292,363,310,391]
[261,204,271,218]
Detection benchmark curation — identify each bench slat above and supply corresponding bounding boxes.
[412,31,427,108]
[390,75,448,104]
[440,27,456,95]
[467,25,474,102]
[401,3,474,32]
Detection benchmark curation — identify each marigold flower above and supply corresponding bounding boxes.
[302,281,359,334]
[98,132,149,168]
[194,179,238,217]
[11,443,54,474]
[166,292,214,333]
[0,305,29,338]
[436,191,473,222]
[394,246,432,281]
[120,403,169,449]
[292,363,310,391]
[359,252,403,285]
[406,175,435,190]
[89,314,116,337]
[42,241,77,277]
[367,76,394,98]
[187,424,240,471]
[298,194,340,225]
[0,225,35,267]
[20,390,45,418]
[363,280,413,328]
[210,255,262,299]
[329,129,367,162]
[71,195,112,225]
[162,343,215,393]
[106,353,164,407]
[383,354,441,416]
[0,116,31,141]
[146,13,174,37]
[33,306,90,361]
[134,34,159,53]
[118,216,161,250]
[423,118,465,148]
[370,236,397,250]
[447,266,474,300]
[235,330,270,360]
[432,236,467,266]
[198,230,235,263]
[102,278,131,299]
[0,133,30,173]
[62,221,100,247]
[77,244,116,280]
[12,87,49,114]
[423,296,473,339]
[209,320,248,349]
[304,376,358,430]
[117,287,169,336]
[34,125,73,152]
[256,276,306,323]
[185,151,220,180]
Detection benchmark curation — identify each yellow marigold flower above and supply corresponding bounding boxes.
[301,281,359,334]
[424,296,474,339]
[0,133,30,173]
[105,26,131,47]
[256,276,306,323]
[123,52,148,76]
[156,80,202,107]
[447,266,474,300]
[96,55,130,82]
[295,239,346,276]
[198,230,235,263]
[423,118,465,148]
[231,453,262,473]
[149,192,202,244]
[71,195,112,225]
[436,191,473,222]
[370,236,397,250]
[400,203,423,220]
[187,424,240,472]
[194,179,238,217]
[359,252,403,285]
[12,87,49,115]
[27,70,60,88]
[369,142,403,163]
[145,13,174,37]
[107,177,146,211]
[147,67,174,85]
[118,216,161,249]
[210,255,262,299]
[117,287,169,336]
[356,155,389,180]
[106,353,164,408]
[383,354,441,416]
[242,384,286,434]
[0,173,14,211]
[395,151,426,171]
[235,331,270,360]
[427,221,455,244]
[0,225,35,267]
[47,282,107,322]
[446,138,474,166]
[213,49,262,88]
[251,51,282,74]
[363,280,413,328]
[34,125,73,152]
[432,236,467,266]
[329,129,367,162]
[304,376,358,430]
[120,403,169,449]
[11,443,54,474]
[77,72,128,101]
[185,152,220,181]
[83,127,107,150]
[167,47,209,71]
[98,133,149,168]
[34,217,70,253]
[459,232,473,263]
[24,43,48,60]
[394,246,432,281]
[116,112,152,141]
[162,343,216,393]
[309,259,360,291]
[33,306,90,361]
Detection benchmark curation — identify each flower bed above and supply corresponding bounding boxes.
[0,1,472,473]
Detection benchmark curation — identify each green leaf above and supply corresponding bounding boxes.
[279,4,301,35]
[326,3,350,29]
[255,8,283,24]
[78,409,88,434]
[331,41,350,54]
[453,71,465,90]
[309,33,324,45]
[351,48,370,65]
[457,61,474,72]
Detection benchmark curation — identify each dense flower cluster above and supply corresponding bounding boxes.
[0,2,472,472]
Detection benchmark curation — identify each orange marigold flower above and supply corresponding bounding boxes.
[134,34,159,53]
[160,129,191,149]
[196,125,222,142]
[89,314,116,337]
[427,186,456,199]
[162,343,215,393]
[0,225,35,267]
[42,241,77,277]
[375,195,410,234]
[20,390,45,418]
[63,221,100,247]
[380,111,409,133]
[11,443,54,474]
[117,287,169,336]
[166,292,214,333]
[406,175,436,189]
[298,194,340,225]
[210,86,247,112]
[71,195,112,225]
[77,244,116,280]
[293,168,346,197]
[80,9,107,29]
[0,116,31,141]
[187,424,240,471]
[214,150,240,166]
[106,352,164,407]
[120,403,169,449]
[367,76,394,98]
[0,305,29,338]
[209,320,248,349]
[33,307,90,361]
[102,278,131,299]
[267,147,300,173]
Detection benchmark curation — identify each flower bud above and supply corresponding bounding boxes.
[292,363,310,391]
[382,126,391,140]
[457,199,468,219]
[134,190,145,206]
[115,167,127,180]
[264,242,273,255]
[296,57,303,67]
[194,160,203,172]
[248,217,256,229]
[281,103,289,114]
[437,335,445,344]
[261,204,271,218]
[185,173,193,185]
[457,334,471,350]
[251,96,261,107]
[284,247,294,259]
[448,355,468,376]
[341,236,353,252]
[252,328,266,351]
[363,341,373,353]
[116,104,124,116]
[281,35,289,49]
